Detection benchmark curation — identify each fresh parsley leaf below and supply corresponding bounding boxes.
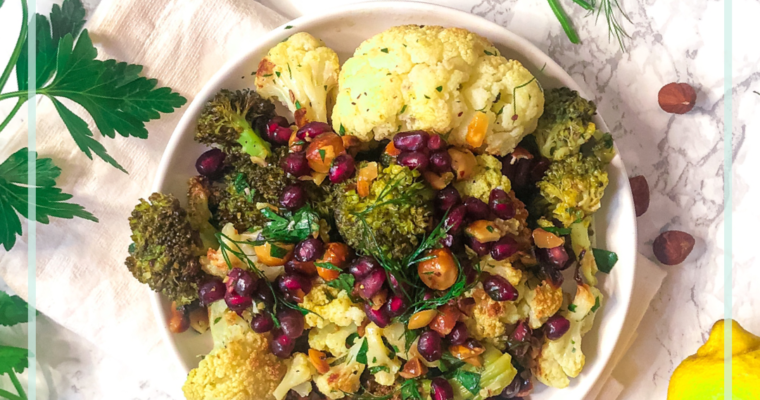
[326,274,356,300]
[295,100,302,109]
[400,379,422,400]
[0,148,97,250]
[346,332,360,347]
[453,370,481,394]
[542,226,572,236]
[591,296,601,312]
[382,336,397,359]
[424,95,430,99]
[339,124,346,135]
[315,262,342,271]
[0,346,29,375]
[593,248,618,273]
[369,366,390,374]
[380,48,389,53]
[0,292,35,327]
[568,304,577,312]
[400,105,407,114]
[484,50,495,56]
[269,243,288,259]
[318,149,326,162]
[275,71,281,78]
[261,206,320,243]
[285,25,294,29]
[404,329,420,354]
[436,86,442,92]
[356,338,369,364]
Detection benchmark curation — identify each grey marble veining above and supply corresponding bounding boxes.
[1,0,756,399]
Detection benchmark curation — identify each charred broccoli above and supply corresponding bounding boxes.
[334,163,433,260]
[187,177,219,250]
[213,147,296,232]
[537,154,609,227]
[588,131,616,164]
[125,193,205,305]
[534,88,598,161]
[195,89,275,163]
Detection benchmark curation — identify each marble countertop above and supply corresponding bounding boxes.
[1,0,757,399]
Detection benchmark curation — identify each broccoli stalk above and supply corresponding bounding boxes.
[187,176,219,250]
[125,193,206,305]
[196,89,275,162]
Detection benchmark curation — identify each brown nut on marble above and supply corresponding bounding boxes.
[653,230,695,265]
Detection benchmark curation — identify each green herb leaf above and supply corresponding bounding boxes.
[568,304,577,312]
[591,296,601,312]
[436,86,443,92]
[593,248,618,273]
[0,345,29,375]
[542,226,572,236]
[275,71,281,78]
[380,48,389,53]
[400,105,407,114]
[356,338,369,364]
[285,25,294,29]
[213,317,221,324]
[369,366,390,374]
[453,370,481,394]
[486,225,494,233]
[0,292,36,327]
[318,149,326,162]
[295,100,302,110]
[404,329,420,354]
[484,50,495,56]
[346,332,360,347]
[400,379,422,400]
[424,95,430,99]
[269,243,288,258]
[326,274,356,300]
[261,206,321,243]
[0,148,97,251]
[315,262,342,271]
[339,124,346,135]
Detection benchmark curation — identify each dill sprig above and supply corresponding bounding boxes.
[594,0,632,52]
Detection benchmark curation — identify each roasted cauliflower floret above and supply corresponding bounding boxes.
[273,353,316,400]
[364,322,402,386]
[533,284,603,389]
[524,281,564,329]
[537,153,609,227]
[448,345,517,400]
[570,218,600,286]
[314,336,367,399]
[331,25,543,156]
[453,154,511,202]
[309,323,358,357]
[464,286,527,340]
[255,32,340,126]
[183,301,286,400]
[301,284,366,329]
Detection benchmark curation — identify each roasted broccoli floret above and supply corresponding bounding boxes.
[334,163,434,260]
[537,154,609,227]
[195,89,275,163]
[187,176,219,251]
[534,88,598,161]
[255,32,340,126]
[125,193,205,305]
[588,131,616,164]
[213,147,296,231]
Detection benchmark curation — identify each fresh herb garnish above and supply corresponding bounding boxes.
[593,248,618,273]
[568,304,577,312]
[453,370,481,394]
[346,332,360,347]
[381,48,389,53]
[356,338,370,364]
[318,148,326,161]
[269,243,288,258]
[275,71,281,78]
[295,100,302,109]
[285,25,294,29]
[591,296,601,312]
[326,274,357,301]
[542,226,572,236]
[213,317,221,324]
[260,206,321,243]
[0,291,34,400]
[400,105,407,114]
[404,329,420,354]
[400,379,422,400]
[484,50,495,56]
[0,148,97,250]
[339,124,346,135]
[369,366,390,374]
[436,86,443,92]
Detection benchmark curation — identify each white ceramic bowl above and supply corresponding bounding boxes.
[151,2,637,398]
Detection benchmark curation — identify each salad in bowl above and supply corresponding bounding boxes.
[125,25,620,400]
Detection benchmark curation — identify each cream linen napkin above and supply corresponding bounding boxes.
[0,0,285,395]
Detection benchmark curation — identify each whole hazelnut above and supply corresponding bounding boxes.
[653,230,695,265]
[658,83,697,114]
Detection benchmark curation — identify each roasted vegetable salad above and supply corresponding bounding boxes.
[124,26,620,400]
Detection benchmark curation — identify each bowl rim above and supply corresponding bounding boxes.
[150,0,637,396]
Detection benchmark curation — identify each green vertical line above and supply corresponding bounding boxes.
[723,0,733,398]
[26,0,37,398]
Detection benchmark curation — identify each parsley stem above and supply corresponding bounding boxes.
[0,388,23,400]
[0,0,28,94]
[0,90,28,102]
[571,0,594,10]
[0,99,25,132]
[7,371,26,400]
[547,0,581,44]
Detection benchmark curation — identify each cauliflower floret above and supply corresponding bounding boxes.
[448,345,517,400]
[570,218,599,286]
[200,223,283,280]
[309,323,357,357]
[533,284,603,388]
[273,353,316,400]
[464,286,527,340]
[183,301,286,400]
[365,322,402,386]
[332,25,543,156]
[524,281,564,329]
[302,284,366,329]
[382,322,410,359]
[255,32,339,126]
[314,335,367,399]
[453,154,511,202]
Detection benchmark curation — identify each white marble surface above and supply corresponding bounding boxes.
[1,0,757,399]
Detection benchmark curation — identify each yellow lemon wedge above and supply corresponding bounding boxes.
[668,319,760,400]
